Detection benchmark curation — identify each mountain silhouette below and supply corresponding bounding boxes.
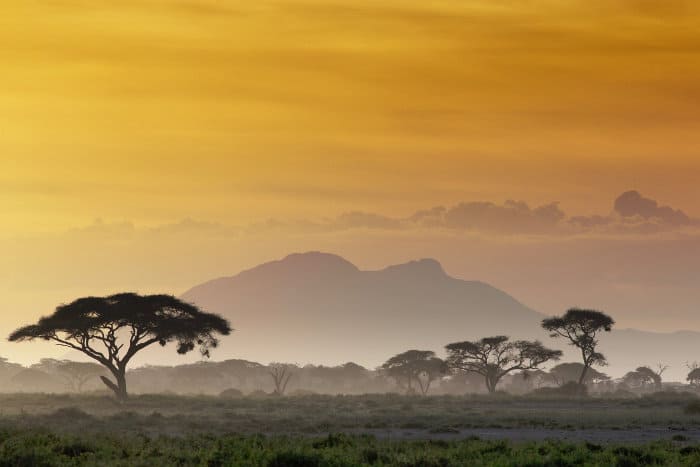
[182,252,543,364]
[182,252,700,380]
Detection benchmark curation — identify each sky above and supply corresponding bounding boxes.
[1,0,700,364]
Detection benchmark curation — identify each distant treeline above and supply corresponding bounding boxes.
[6,294,700,400]
[0,357,696,397]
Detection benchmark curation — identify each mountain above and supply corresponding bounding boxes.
[181,252,700,380]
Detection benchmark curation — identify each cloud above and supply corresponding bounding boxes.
[257,191,695,236]
[408,206,447,228]
[441,200,566,233]
[149,218,240,236]
[614,191,691,226]
[569,191,698,234]
[333,211,404,230]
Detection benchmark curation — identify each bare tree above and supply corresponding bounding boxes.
[269,363,293,396]
[445,336,562,393]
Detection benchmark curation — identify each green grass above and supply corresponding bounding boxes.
[0,431,698,466]
[0,393,699,464]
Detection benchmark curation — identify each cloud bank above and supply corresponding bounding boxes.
[289,191,697,236]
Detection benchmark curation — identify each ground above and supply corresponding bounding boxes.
[1,392,700,465]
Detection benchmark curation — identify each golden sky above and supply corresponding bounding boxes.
[2,0,700,234]
[2,0,700,363]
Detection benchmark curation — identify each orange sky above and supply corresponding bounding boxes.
[2,0,700,363]
[2,0,700,232]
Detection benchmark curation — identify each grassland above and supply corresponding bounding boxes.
[4,431,700,466]
[1,392,700,465]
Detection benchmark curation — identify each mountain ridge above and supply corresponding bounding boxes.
[180,252,700,380]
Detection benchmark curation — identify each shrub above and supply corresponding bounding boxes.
[219,388,244,399]
[684,400,700,415]
[531,382,587,398]
[267,451,323,467]
[640,391,697,405]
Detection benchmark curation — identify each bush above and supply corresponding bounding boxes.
[531,382,587,398]
[289,389,317,397]
[219,388,244,399]
[267,451,323,467]
[640,391,697,405]
[684,400,700,414]
[602,389,638,400]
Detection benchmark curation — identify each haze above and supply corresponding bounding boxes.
[1,0,699,365]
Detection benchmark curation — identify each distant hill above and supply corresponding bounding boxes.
[181,252,700,381]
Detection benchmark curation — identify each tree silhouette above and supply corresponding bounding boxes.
[687,362,700,387]
[688,369,700,387]
[445,336,561,393]
[548,362,609,387]
[621,368,656,391]
[634,365,666,391]
[380,350,447,395]
[8,293,231,401]
[268,363,294,395]
[33,359,106,393]
[542,308,614,386]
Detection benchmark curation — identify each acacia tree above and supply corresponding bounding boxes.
[541,308,614,386]
[9,293,231,401]
[445,336,562,393]
[380,350,447,395]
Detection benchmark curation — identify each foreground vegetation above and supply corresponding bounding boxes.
[0,393,699,464]
[3,431,700,466]
[1,392,700,436]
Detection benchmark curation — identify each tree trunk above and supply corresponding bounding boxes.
[485,376,496,393]
[578,365,589,386]
[101,371,128,402]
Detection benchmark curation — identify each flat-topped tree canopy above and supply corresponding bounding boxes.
[9,293,232,400]
[541,308,614,387]
[445,336,562,393]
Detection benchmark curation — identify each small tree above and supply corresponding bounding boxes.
[33,359,106,393]
[445,336,562,393]
[9,293,231,401]
[687,362,700,387]
[548,362,609,387]
[635,365,666,391]
[621,368,656,391]
[380,350,447,395]
[415,356,449,395]
[269,363,294,396]
[541,308,614,386]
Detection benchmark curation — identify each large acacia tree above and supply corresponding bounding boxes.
[445,336,561,393]
[9,293,231,401]
[541,308,614,386]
